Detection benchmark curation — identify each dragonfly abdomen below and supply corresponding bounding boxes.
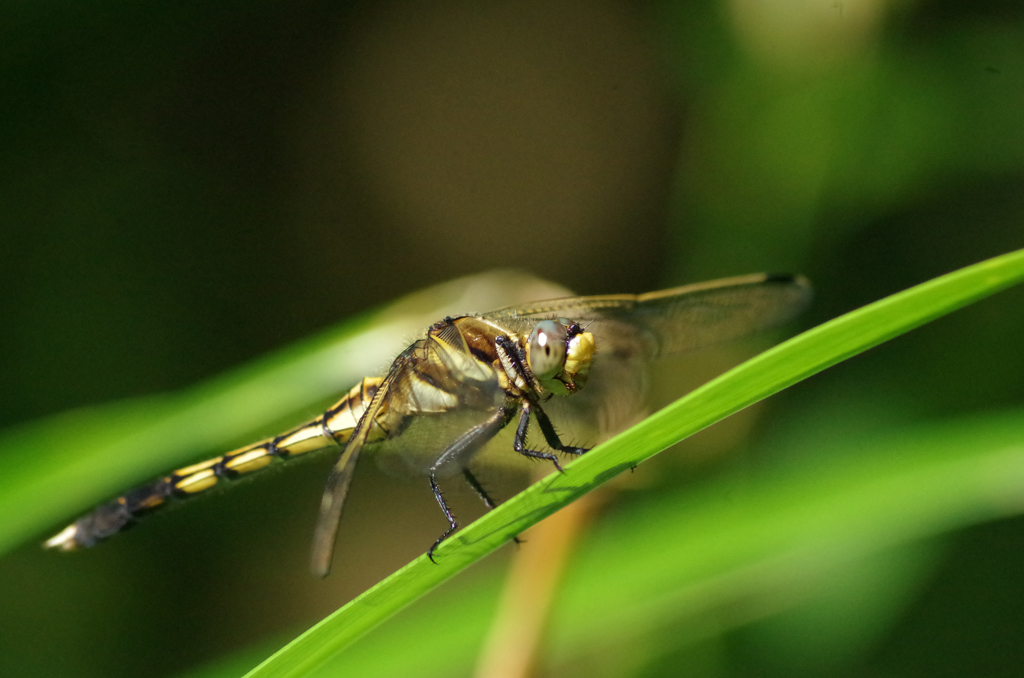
[44,377,383,551]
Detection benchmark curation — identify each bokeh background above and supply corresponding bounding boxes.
[2,0,1024,676]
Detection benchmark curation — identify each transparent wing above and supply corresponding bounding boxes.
[483,273,812,360]
[485,273,811,444]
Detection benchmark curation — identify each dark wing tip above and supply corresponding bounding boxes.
[762,272,812,288]
[763,273,814,309]
[310,552,332,579]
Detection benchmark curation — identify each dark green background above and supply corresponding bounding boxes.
[2,1,1024,676]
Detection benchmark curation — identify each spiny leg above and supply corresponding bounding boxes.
[531,402,589,457]
[494,334,582,466]
[427,475,458,563]
[425,407,511,562]
[462,467,498,509]
[513,401,564,473]
[463,467,523,546]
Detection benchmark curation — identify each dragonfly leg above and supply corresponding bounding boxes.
[462,467,497,509]
[513,402,564,473]
[462,467,523,545]
[531,402,589,457]
[425,408,510,562]
[427,475,458,563]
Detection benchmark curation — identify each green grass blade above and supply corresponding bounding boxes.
[294,407,1024,678]
[243,247,1024,678]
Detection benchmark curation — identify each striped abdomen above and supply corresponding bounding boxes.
[45,377,385,551]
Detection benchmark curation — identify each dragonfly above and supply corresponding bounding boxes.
[45,272,811,576]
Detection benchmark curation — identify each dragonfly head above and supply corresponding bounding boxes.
[526,319,595,396]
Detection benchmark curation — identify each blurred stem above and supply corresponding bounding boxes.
[473,481,607,678]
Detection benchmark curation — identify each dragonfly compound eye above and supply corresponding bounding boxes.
[527,320,569,381]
